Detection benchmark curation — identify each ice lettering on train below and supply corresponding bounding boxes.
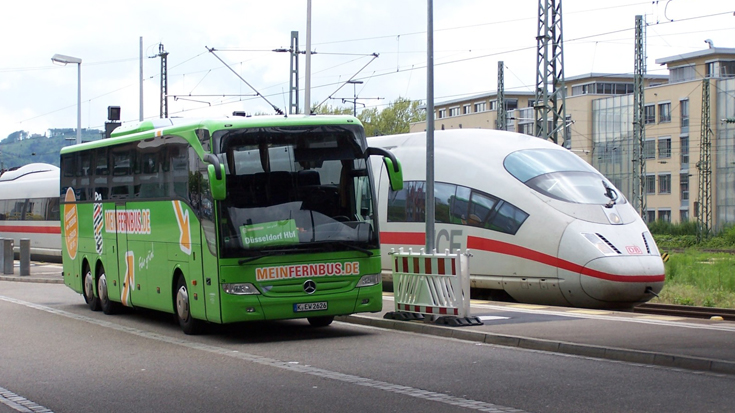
[436,229,462,252]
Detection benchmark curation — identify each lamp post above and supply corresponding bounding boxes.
[51,54,82,145]
[347,80,363,116]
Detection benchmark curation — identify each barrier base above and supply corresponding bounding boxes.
[434,316,484,327]
[383,311,425,322]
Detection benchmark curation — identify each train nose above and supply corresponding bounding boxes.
[579,255,665,304]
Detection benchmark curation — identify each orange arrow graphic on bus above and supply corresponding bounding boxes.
[121,251,135,307]
[172,201,192,255]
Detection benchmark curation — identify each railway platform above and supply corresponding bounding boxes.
[3,263,734,375]
[339,293,735,376]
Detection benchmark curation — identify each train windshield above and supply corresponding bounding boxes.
[504,149,626,205]
[214,125,377,259]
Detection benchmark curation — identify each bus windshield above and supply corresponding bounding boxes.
[215,125,377,258]
[504,148,626,205]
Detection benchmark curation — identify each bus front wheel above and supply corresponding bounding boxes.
[83,265,101,312]
[175,276,204,335]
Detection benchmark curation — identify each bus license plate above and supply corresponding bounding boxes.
[294,302,328,312]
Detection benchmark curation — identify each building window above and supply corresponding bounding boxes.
[671,65,696,83]
[705,62,715,78]
[680,99,689,128]
[658,137,671,159]
[438,109,446,119]
[489,100,497,111]
[658,102,671,123]
[474,102,486,112]
[463,104,471,115]
[643,139,656,159]
[722,61,735,77]
[680,173,689,201]
[449,107,460,117]
[645,174,656,194]
[680,209,689,222]
[646,210,656,223]
[658,174,671,194]
[644,105,656,124]
[680,137,689,166]
[658,210,671,222]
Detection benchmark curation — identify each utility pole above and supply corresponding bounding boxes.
[697,78,713,241]
[496,61,506,131]
[289,31,300,115]
[632,15,647,221]
[534,0,567,146]
[139,37,144,121]
[151,43,169,118]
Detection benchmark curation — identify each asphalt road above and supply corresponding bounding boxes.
[1,282,734,413]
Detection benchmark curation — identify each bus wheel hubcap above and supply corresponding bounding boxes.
[84,272,94,300]
[99,274,107,301]
[176,286,189,320]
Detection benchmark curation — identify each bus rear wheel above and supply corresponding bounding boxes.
[83,265,101,312]
[98,269,119,315]
[307,316,334,327]
[175,276,204,335]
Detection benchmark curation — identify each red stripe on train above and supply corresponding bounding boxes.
[380,231,665,283]
[0,225,61,234]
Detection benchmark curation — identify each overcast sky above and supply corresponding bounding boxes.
[1,0,733,140]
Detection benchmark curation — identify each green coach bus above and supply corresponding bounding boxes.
[60,115,402,334]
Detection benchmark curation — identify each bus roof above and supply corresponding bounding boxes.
[60,115,364,154]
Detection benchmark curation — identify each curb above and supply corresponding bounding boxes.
[336,314,735,376]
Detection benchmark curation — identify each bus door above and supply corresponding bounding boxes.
[116,201,138,307]
[99,200,121,305]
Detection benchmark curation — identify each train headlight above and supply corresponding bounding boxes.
[582,233,618,256]
[603,208,623,225]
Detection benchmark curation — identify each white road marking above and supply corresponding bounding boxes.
[0,295,526,413]
[0,386,53,413]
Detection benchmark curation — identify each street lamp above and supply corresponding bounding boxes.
[347,80,363,116]
[51,54,82,145]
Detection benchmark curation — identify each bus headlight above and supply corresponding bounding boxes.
[356,274,380,287]
[222,283,261,295]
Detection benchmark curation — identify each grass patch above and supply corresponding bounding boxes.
[651,250,735,308]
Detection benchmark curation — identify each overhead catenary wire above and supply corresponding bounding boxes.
[206,46,284,115]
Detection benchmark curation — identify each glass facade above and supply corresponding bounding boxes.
[591,95,636,202]
[716,78,735,228]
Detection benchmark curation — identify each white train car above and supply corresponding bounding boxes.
[369,129,665,309]
[0,163,61,259]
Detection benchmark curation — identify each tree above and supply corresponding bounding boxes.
[311,97,425,137]
[358,97,424,136]
[310,103,353,116]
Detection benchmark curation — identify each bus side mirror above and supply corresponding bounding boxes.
[208,164,226,200]
[205,154,226,201]
[366,147,403,191]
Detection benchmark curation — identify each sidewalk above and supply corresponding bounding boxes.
[338,294,735,376]
[0,261,63,284]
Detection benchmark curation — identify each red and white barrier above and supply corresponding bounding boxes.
[389,248,476,324]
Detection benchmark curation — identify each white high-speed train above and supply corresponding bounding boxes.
[0,163,61,259]
[369,129,665,309]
